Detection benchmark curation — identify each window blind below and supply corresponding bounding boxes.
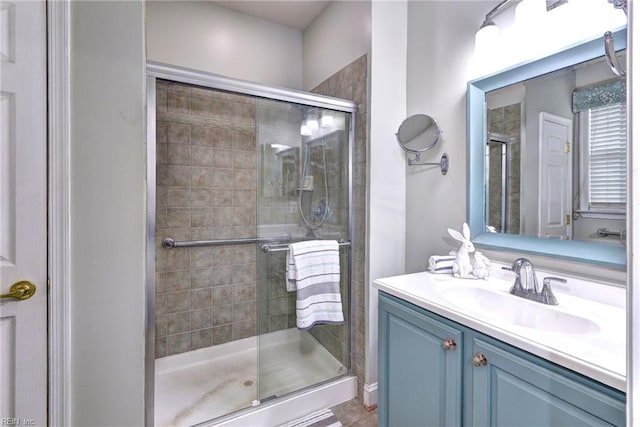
[587,102,627,210]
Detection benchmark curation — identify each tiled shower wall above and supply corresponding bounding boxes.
[154,76,360,361]
[155,81,260,357]
[488,103,521,235]
[311,54,369,402]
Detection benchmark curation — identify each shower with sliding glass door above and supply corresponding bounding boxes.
[146,64,355,426]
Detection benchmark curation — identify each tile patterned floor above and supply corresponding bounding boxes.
[330,399,377,427]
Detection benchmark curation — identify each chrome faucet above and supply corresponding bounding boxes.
[503,258,565,305]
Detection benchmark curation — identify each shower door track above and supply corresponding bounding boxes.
[147,61,357,113]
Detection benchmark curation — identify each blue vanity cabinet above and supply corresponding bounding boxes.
[466,335,626,426]
[378,292,463,427]
[378,291,626,427]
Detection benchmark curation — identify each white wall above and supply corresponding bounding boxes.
[302,1,371,91]
[366,0,407,402]
[69,1,146,425]
[405,1,491,273]
[146,1,303,89]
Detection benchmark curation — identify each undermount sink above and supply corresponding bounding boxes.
[440,286,601,335]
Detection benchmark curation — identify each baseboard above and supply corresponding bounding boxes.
[363,382,378,407]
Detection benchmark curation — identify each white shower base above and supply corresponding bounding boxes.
[155,328,355,427]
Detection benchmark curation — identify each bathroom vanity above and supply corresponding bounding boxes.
[374,269,626,426]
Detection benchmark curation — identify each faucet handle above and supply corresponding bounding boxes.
[540,277,566,305]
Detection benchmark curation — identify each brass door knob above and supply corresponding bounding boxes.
[442,338,457,351]
[0,281,37,301]
[472,353,488,367]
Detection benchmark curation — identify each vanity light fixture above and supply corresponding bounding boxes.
[514,0,546,26]
[608,0,627,15]
[474,0,517,54]
[475,0,568,53]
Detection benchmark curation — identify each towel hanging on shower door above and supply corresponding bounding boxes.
[287,240,344,330]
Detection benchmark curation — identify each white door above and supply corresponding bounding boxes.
[538,112,573,239]
[0,0,47,424]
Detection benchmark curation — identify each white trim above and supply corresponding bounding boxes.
[576,210,626,220]
[47,1,71,425]
[363,382,378,407]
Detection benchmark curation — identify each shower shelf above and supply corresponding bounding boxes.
[261,239,351,253]
[162,235,291,249]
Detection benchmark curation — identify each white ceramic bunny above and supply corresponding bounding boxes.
[447,222,475,279]
[472,251,491,280]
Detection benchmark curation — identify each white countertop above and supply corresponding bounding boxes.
[373,266,626,392]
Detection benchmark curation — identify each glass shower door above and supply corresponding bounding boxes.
[255,98,352,403]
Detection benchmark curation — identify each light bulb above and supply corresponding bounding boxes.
[515,0,546,27]
[475,23,500,57]
[321,113,334,128]
[300,124,312,136]
[306,118,319,131]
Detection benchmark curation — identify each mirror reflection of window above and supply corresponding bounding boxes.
[576,86,627,215]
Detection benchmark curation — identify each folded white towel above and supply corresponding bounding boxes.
[288,240,344,330]
[428,255,456,274]
[286,251,297,292]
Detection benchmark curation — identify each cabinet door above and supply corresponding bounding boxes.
[466,336,626,426]
[379,293,463,427]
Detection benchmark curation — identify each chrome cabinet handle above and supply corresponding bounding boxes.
[442,338,457,351]
[472,353,488,367]
[0,281,37,301]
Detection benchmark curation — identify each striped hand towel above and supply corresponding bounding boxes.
[289,240,344,330]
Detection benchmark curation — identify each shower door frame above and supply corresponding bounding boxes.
[144,62,356,426]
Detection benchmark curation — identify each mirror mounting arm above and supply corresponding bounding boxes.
[408,152,449,175]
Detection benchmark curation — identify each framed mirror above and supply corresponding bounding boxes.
[467,29,627,269]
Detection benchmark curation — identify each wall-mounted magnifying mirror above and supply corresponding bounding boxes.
[396,114,449,173]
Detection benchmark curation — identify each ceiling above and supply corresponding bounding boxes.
[210,1,331,31]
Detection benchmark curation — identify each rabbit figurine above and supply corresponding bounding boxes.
[472,251,491,280]
[447,222,475,279]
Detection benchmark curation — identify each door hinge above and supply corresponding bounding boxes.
[565,142,571,153]
[566,214,571,225]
